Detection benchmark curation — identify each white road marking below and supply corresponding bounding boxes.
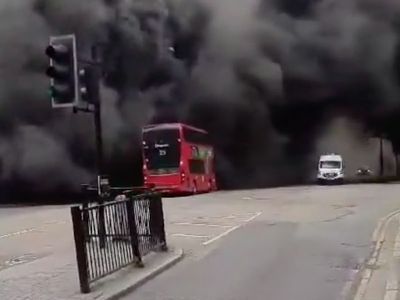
[0,220,68,240]
[0,228,36,239]
[171,211,263,246]
[43,220,67,225]
[171,233,210,239]
[202,225,240,246]
[222,215,237,219]
[244,212,262,223]
[202,211,262,246]
[172,222,231,228]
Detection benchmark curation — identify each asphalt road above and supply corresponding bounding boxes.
[0,205,45,217]
[122,184,400,300]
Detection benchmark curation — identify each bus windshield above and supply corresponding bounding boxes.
[320,161,341,169]
[143,129,181,173]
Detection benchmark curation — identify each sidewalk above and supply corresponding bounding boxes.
[352,210,400,300]
[0,243,183,300]
[0,206,183,300]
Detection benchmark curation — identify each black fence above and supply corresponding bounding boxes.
[71,192,167,293]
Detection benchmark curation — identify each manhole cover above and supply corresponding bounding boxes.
[0,254,38,270]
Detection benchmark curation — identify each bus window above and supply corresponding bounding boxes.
[189,159,205,174]
[143,129,181,174]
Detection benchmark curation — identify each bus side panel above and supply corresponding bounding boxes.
[181,142,216,193]
[179,142,195,193]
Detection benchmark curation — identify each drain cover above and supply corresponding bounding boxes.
[1,254,38,269]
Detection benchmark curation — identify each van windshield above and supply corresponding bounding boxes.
[320,161,341,169]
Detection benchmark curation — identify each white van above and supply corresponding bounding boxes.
[317,154,344,184]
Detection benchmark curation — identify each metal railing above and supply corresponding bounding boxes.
[71,192,167,293]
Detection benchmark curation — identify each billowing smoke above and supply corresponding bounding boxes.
[316,118,396,178]
[0,0,400,197]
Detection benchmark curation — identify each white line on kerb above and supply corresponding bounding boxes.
[352,209,400,300]
[202,225,240,246]
[384,290,397,300]
[386,276,398,291]
[354,278,369,300]
[383,218,400,300]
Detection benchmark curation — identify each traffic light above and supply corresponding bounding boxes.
[45,34,78,108]
[78,66,100,104]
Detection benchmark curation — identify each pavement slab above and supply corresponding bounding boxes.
[0,244,183,300]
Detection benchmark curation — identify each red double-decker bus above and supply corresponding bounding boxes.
[142,123,217,194]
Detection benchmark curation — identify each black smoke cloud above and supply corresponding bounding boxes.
[0,0,399,198]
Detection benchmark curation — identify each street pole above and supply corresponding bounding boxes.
[91,46,106,248]
[93,81,104,194]
[379,137,384,177]
[90,45,105,195]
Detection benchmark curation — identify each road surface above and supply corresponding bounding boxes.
[1,184,399,299]
[121,184,400,300]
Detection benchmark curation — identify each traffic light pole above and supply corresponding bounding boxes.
[94,101,104,184]
[91,46,106,249]
[95,97,106,248]
[379,137,384,177]
[76,46,105,186]
[91,46,105,184]
[75,46,106,248]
